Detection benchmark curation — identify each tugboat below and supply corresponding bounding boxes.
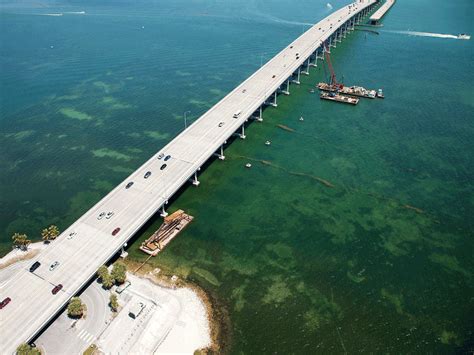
[377,88,384,99]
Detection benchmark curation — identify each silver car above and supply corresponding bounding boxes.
[67,232,77,240]
[49,261,60,271]
[97,212,106,220]
[106,211,114,219]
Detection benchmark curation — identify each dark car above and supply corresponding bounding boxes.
[144,171,152,179]
[164,155,171,161]
[218,122,224,127]
[29,261,41,273]
[160,164,167,171]
[126,182,134,189]
[52,284,63,295]
[0,297,11,309]
[112,227,121,236]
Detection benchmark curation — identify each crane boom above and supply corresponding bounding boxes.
[323,42,343,90]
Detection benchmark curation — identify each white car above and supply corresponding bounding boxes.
[67,232,77,240]
[49,261,60,271]
[97,212,106,220]
[106,211,114,219]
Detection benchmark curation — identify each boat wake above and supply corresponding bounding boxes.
[384,30,469,40]
[64,11,86,15]
[40,13,63,16]
[262,14,314,27]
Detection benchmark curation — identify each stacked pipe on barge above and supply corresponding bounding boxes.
[140,209,193,256]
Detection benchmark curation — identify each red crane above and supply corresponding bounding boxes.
[324,42,344,90]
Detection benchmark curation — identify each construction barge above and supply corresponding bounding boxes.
[320,91,359,105]
[318,82,384,99]
[140,209,193,256]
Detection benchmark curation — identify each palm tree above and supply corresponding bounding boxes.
[97,265,109,281]
[42,225,60,243]
[16,343,40,355]
[48,225,60,240]
[109,293,119,312]
[12,233,31,251]
[67,297,84,318]
[41,228,51,243]
[102,273,114,290]
[111,263,127,285]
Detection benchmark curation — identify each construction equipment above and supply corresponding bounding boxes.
[323,42,344,90]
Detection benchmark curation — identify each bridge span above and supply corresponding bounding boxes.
[0,0,378,352]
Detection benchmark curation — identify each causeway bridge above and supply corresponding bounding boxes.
[370,0,395,25]
[0,0,378,352]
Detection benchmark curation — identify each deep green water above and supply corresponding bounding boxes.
[1,0,473,352]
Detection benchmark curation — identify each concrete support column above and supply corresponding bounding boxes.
[310,51,318,67]
[214,145,226,160]
[302,58,310,75]
[240,125,246,139]
[190,171,200,186]
[292,67,301,85]
[160,204,168,218]
[282,79,290,95]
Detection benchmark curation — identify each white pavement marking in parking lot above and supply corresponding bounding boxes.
[0,1,377,352]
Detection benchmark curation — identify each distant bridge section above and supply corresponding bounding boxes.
[369,0,395,25]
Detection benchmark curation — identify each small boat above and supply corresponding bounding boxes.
[458,33,470,40]
[309,89,315,93]
[299,116,304,121]
[245,163,252,168]
[265,140,271,146]
[377,88,384,99]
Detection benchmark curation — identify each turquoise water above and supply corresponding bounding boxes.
[1,0,473,352]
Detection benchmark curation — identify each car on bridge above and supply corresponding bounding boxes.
[106,211,114,219]
[29,261,41,272]
[49,261,60,271]
[144,171,152,179]
[126,182,134,189]
[52,284,63,295]
[112,227,121,236]
[97,212,106,220]
[0,297,11,309]
[67,232,77,240]
[164,155,171,161]
[160,164,167,171]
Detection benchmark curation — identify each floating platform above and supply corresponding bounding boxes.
[318,82,377,99]
[320,92,359,105]
[140,209,193,256]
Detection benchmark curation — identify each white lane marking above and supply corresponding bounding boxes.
[77,329,87,339]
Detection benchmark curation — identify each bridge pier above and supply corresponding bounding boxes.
[292,67,301,85]
[233,125,246,139]
[301,58,311,75]
[214,145,225,160]
[190,171,200,186]
[281,79,290,95]
[160,205,168,218]
[252,106,263,122]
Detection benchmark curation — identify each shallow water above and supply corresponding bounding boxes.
[1,0,473,352]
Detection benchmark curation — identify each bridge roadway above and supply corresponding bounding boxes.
[0,0,377,352]
[370,0,395,24]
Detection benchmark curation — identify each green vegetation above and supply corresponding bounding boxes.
[67,297,84,318]
[16,343,40,355]
[97,265,108,281]
[41,225,60,243]
[111,262,127,284]
[83,344,98,355]
[109,293,119,312]
[101,273,114,289]
[97,263,127,289]
[11,233,31,251]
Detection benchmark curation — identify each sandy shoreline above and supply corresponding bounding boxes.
[0,241,46,269]
[0,243,219,354]
[123,258,225,353]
